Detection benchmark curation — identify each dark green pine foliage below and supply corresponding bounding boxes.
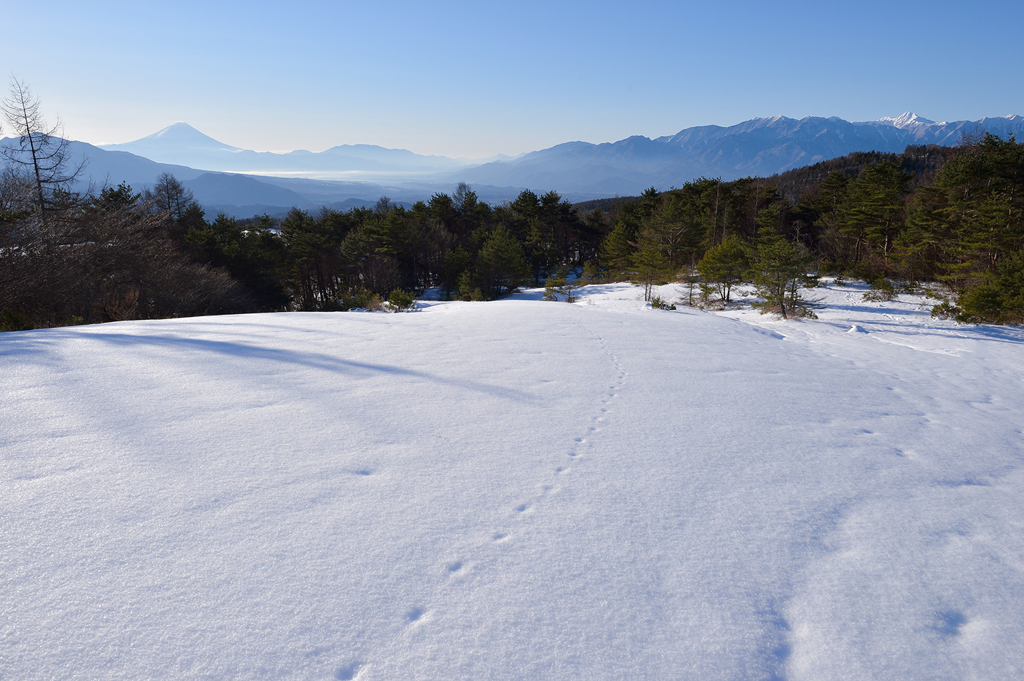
[697,236,750,305]
[183,213,289,310]
[640,191,704,272]
[956,251,1024,324]
[502,189,590,285]
[751,230,817,319]
[281,208,350,309]
[913,133,1024,322]
[937,134,1024,286]
[630,226,673,302]
[339,207,403,298]
[599,187,660,273]
[476,226,530,298]
[838,161,910,269]
[811,171,853,265]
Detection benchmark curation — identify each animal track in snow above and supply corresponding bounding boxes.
[447,561,463,573]
[335,661,363,680]
[406,607,426,623]
[935,611,967,636]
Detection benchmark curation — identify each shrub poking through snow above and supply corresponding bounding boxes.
[543,271,567,302]
[543,269,584,303]
[387,289,416,312]
[863,278,897,302]
[931,300,960,320]
[697,283,720,309]
[456,271,485,301]
[341,289,385,311]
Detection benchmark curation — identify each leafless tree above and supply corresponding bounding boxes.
[1,77,83,218]
[0,186,249,327]
[145,172,195,221]
[0,164,34,217]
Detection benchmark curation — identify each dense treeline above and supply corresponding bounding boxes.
[259,183,605,308]
[1,166,608,326]
[2,76,1023,329]
[591,133,1024,322]
[0,177,249,329]
[764,144,958,203]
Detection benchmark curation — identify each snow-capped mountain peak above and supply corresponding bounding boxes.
[103,123,242,154]
[877,112,936,129]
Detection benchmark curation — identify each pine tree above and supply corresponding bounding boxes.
[477,226,529,298]
[751,232,816,318]
[839,161,909,267]
[697,236,750,305]
[631,227,672,302]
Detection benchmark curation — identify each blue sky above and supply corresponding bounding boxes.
[3,0,1021,157]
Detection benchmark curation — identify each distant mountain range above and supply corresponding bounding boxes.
[0,137,464,217]
[100,123,483,174]
[5,113,1022,216]
[454,114,1024,194]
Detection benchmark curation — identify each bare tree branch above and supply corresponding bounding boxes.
[1,77,85,216]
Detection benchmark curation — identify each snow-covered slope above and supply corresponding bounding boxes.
[2,284,1022,680]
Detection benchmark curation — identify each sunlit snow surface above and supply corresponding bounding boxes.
[2,281,1022,680]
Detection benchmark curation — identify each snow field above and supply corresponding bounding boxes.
[2,282,1023,679]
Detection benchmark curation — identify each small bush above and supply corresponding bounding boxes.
[387,289,416,312]
[751,298,818,319]
[697,283,719,309]
[931,301,960,319]
[1,309,34,332]
[863,278,897,302]
[340,289,382,311]
[543,271,566,302]
[650,296,676,310]
[456,271,485,301]
[544,269,583,303]
[956,285,1006,324]
[99,287,141,322]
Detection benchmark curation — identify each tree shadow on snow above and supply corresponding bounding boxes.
[10,330,541,405]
